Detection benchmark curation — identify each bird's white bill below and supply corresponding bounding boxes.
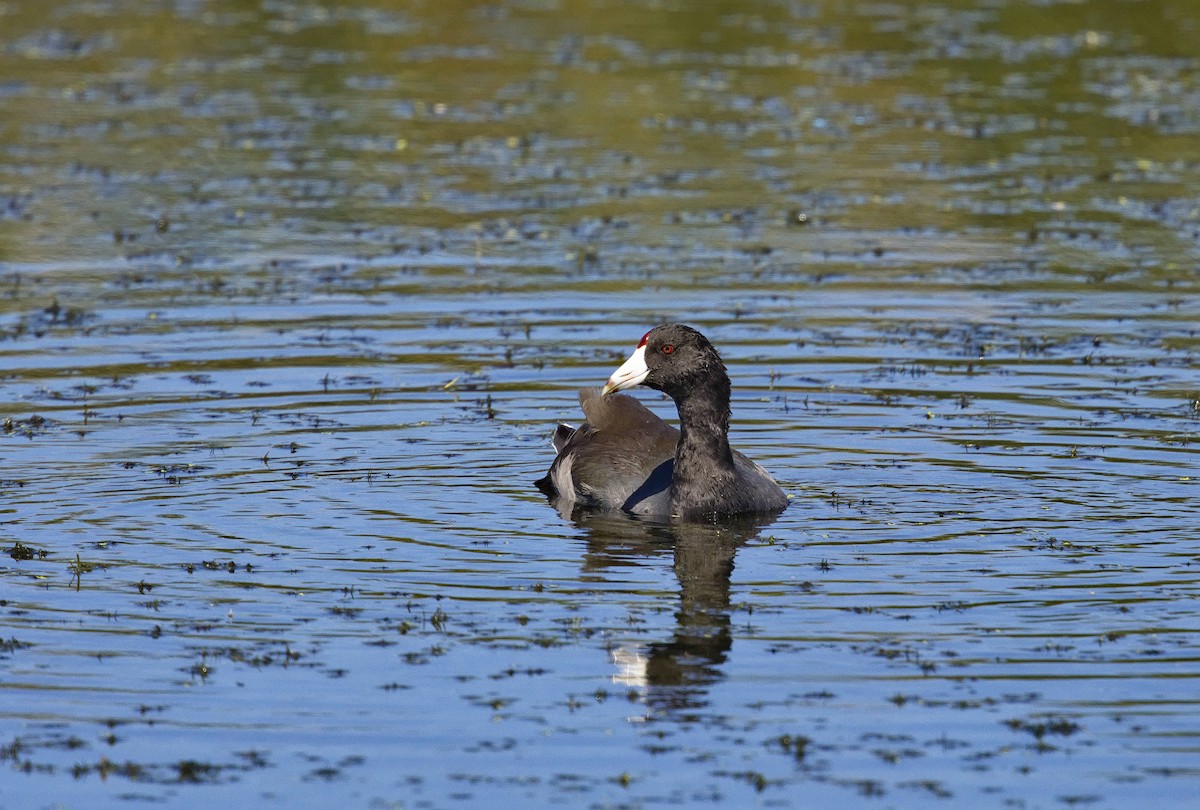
[602,344,649,395]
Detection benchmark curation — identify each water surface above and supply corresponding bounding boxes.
[2,1,1200,808]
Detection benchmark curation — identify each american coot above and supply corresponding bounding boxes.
[536,324,788,520]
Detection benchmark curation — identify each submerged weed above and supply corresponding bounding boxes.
[6,542,46,561]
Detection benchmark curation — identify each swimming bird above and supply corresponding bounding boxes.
[536,324,788,520]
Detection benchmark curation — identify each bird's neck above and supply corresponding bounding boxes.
[673,376,735,476]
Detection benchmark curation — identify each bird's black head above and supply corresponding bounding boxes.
[604,323,727,401]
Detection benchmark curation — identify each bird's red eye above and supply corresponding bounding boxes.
[661,344,675,354]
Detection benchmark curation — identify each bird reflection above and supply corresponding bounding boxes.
[555,507,778,717]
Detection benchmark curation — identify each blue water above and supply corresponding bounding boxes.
[3,1,1200,808]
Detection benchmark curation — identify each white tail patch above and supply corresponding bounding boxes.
[550,453,576,503]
